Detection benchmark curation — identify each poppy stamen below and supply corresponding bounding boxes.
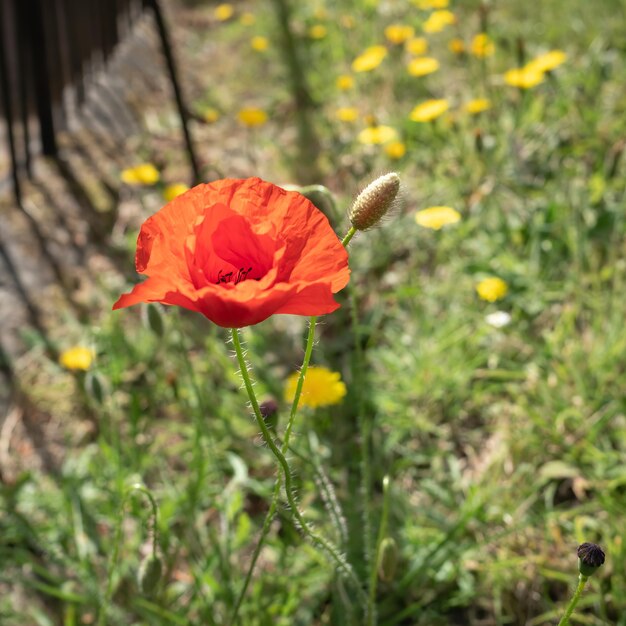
[216,267,254,285]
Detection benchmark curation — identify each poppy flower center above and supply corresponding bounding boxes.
[185,208,278,290]
[215,266,256,285]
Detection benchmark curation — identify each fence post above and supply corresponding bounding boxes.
[0,2,22,203]
[24,0,58,156]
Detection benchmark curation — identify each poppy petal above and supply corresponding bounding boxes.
[274,282,343,316]
[113,277,203,314]
[114,178,350,327]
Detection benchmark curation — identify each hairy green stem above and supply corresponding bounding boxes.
[557,574,588,626]
[284,316,318,443]
[369,476,391,622]
[228,317,317,624]
[230,329,366,606]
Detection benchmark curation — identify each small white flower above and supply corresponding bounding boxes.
[485,311,511,328]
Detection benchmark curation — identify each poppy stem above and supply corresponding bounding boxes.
[342,226,357,247]
[230,328,367,612]
[228,316,317,624]
[284,316,317,438]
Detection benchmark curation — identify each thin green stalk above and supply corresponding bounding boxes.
[98,484,160,626]
[342,226,357,247]
[230,330,366,597]
[289,435,349,547]
[557,574,589,626]
[269,0,321,183]
[227,482,279,626]
[349,283,375,624]
[284,316,318,443]
[228,317,317,624]
[369,476,391,622]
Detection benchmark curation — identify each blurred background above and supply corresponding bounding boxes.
[1,0,625,624]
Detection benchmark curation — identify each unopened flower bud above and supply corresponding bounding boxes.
[142,303,165,338]
[138,554,163,594]
[85,371,106,404]
[349,173,400,231]
[577,542,605,577]
[259,398,279,432]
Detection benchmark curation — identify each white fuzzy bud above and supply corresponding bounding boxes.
[349,173,400,231]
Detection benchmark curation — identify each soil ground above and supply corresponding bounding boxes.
[0,1,249,478]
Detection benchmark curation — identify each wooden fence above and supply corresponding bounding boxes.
[0,0,199,204]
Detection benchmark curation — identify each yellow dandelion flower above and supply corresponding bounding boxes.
[476,277,508,302]
[357,125,398,145]
[309,24,327,39]
[314,6,329,20]
[463,98,491,114]
[203,107,220,123]
[214,3,234,21]
[121,163,160,186]
[240,12,256,26]
[385,141,406,159]
[59,346,94,371]
[336,74,355,90]
[503,66,545,89]
[448,38,466,54]
[423,10,456,34]
[237,107,268,127]
[415,206,460,229]
[284,366,347,409]
[352,45,387,72]
[470,33,495,58]
[163,183,189,202]
[385,24,415,45]
[525,50,567,73]
[407,56,440,77]
[409,99,449,122]
[405,37,429,55]
[335,107,359,122]
[251,36,269,51]
[413,0,449,8]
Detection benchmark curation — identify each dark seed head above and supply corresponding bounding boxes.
[259,399,278,420]
[577,542,605,577]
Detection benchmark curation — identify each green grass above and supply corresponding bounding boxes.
[3,0,626,624]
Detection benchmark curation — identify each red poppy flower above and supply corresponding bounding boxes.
[113,177,350,327]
